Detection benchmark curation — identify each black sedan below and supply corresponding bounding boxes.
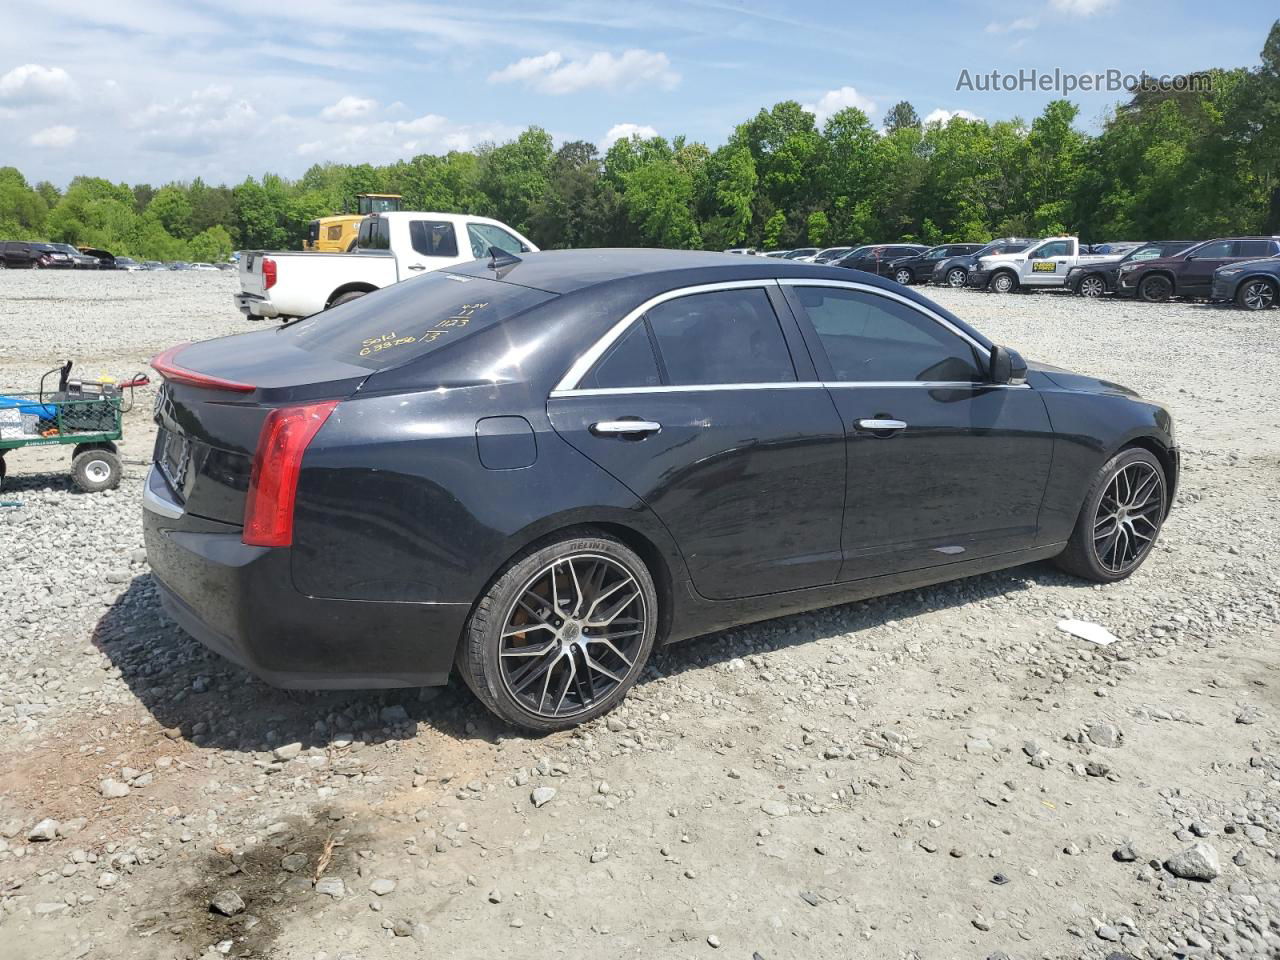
[835,244,929,276]
[144,249,1179,731]
[885,243,983,285]
[1212,258,1279,310]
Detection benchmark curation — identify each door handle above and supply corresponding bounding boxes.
[590,419,662,437]
[406,264,427,271]
[855,418,907,434]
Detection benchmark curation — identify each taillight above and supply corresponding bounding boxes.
[243,400,338,547]
[151,343,255,393]
[261,256,277,290]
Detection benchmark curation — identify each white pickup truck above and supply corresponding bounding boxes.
[966,236,1116,293]
[234,211,539,320]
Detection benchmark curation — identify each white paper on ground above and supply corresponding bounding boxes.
[1056,619,1119,646]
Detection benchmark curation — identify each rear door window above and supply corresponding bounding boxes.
[283,272,555,370]
[580,323,662,390]
[646,288,796,386]
[409,220,459,257]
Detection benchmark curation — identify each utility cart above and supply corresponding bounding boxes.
[0,361,149,492]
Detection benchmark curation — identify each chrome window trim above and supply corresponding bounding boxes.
[552,280,785,393]
[550,276,1016,397]
[549,380,1029,399]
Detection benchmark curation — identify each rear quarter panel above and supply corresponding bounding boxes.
[289,382,687,605]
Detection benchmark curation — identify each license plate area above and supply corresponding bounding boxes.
[157,428,191,498]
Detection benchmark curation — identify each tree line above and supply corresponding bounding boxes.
[2,21,1276,262]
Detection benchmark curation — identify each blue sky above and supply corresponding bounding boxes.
[2,0,1275,188]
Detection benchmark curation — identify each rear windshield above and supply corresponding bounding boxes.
[282,271,556,370]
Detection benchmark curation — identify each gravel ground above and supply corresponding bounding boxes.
[0,270,1278,960]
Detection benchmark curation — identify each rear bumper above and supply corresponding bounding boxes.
[233,292,280,319]
[143,466,466,689]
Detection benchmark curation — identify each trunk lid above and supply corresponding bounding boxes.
[151,330,370,525]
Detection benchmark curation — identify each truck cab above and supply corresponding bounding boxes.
[968,236,1114,293]
[236,211,539,321]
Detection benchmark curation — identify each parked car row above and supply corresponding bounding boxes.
[0,241,237,273]
[752,234,1280,311]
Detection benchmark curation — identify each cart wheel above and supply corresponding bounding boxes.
[72,448,121,493]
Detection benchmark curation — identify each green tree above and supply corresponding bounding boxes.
[188,225,234,261]
[478,127,553,234]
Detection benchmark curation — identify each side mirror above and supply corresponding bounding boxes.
[990,345,1027,385]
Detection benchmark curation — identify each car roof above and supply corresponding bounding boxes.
[445,248,818,294]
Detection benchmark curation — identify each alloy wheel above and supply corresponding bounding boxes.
[1092,461,1164,575]
[947,268,966,287]
[992,273,1015,293]
[1241,279,1276,311]
[894,269,912,285]
[1140,276,1172,302]
[1080,276,1105,298]
[498,553,647,720]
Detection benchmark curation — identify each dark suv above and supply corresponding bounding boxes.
[885,243,983,285]
[1212,258,1280,310]
[1066,241,1196,298]
[1116,237,1280,302]
[931,238,1035,288]
[835,244,929,276]
[0,240,41,268]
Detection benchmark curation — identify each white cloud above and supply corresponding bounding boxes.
[488,49,679,95]
[803,86,876,125]
[985,17,1038,33]
[0,64,76,105]
[29,125,78,148]
[601,122,658,149]
[321,95,376,119]
[923,108,983,126]
[130,86,259,154]
[1048,0,1117,13]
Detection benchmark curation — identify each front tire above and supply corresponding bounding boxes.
[894,268,913,285]
[1236,278,1277,311]
[1078,275,1106,298]
[1055,448,1167,583]
[457,533,658,732]
[990,271,1018,294]
[946,267,967,287]
[1139,275,1173,303]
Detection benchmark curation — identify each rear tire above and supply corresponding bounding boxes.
[1236,277,1276,311]
[1054,447,1167,584]
[72,449,121,493]
[457,532,658,732]
[328,290,367,309]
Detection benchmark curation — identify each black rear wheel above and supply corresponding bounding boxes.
[1055,448,1167,583]
[458,533,658,731]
